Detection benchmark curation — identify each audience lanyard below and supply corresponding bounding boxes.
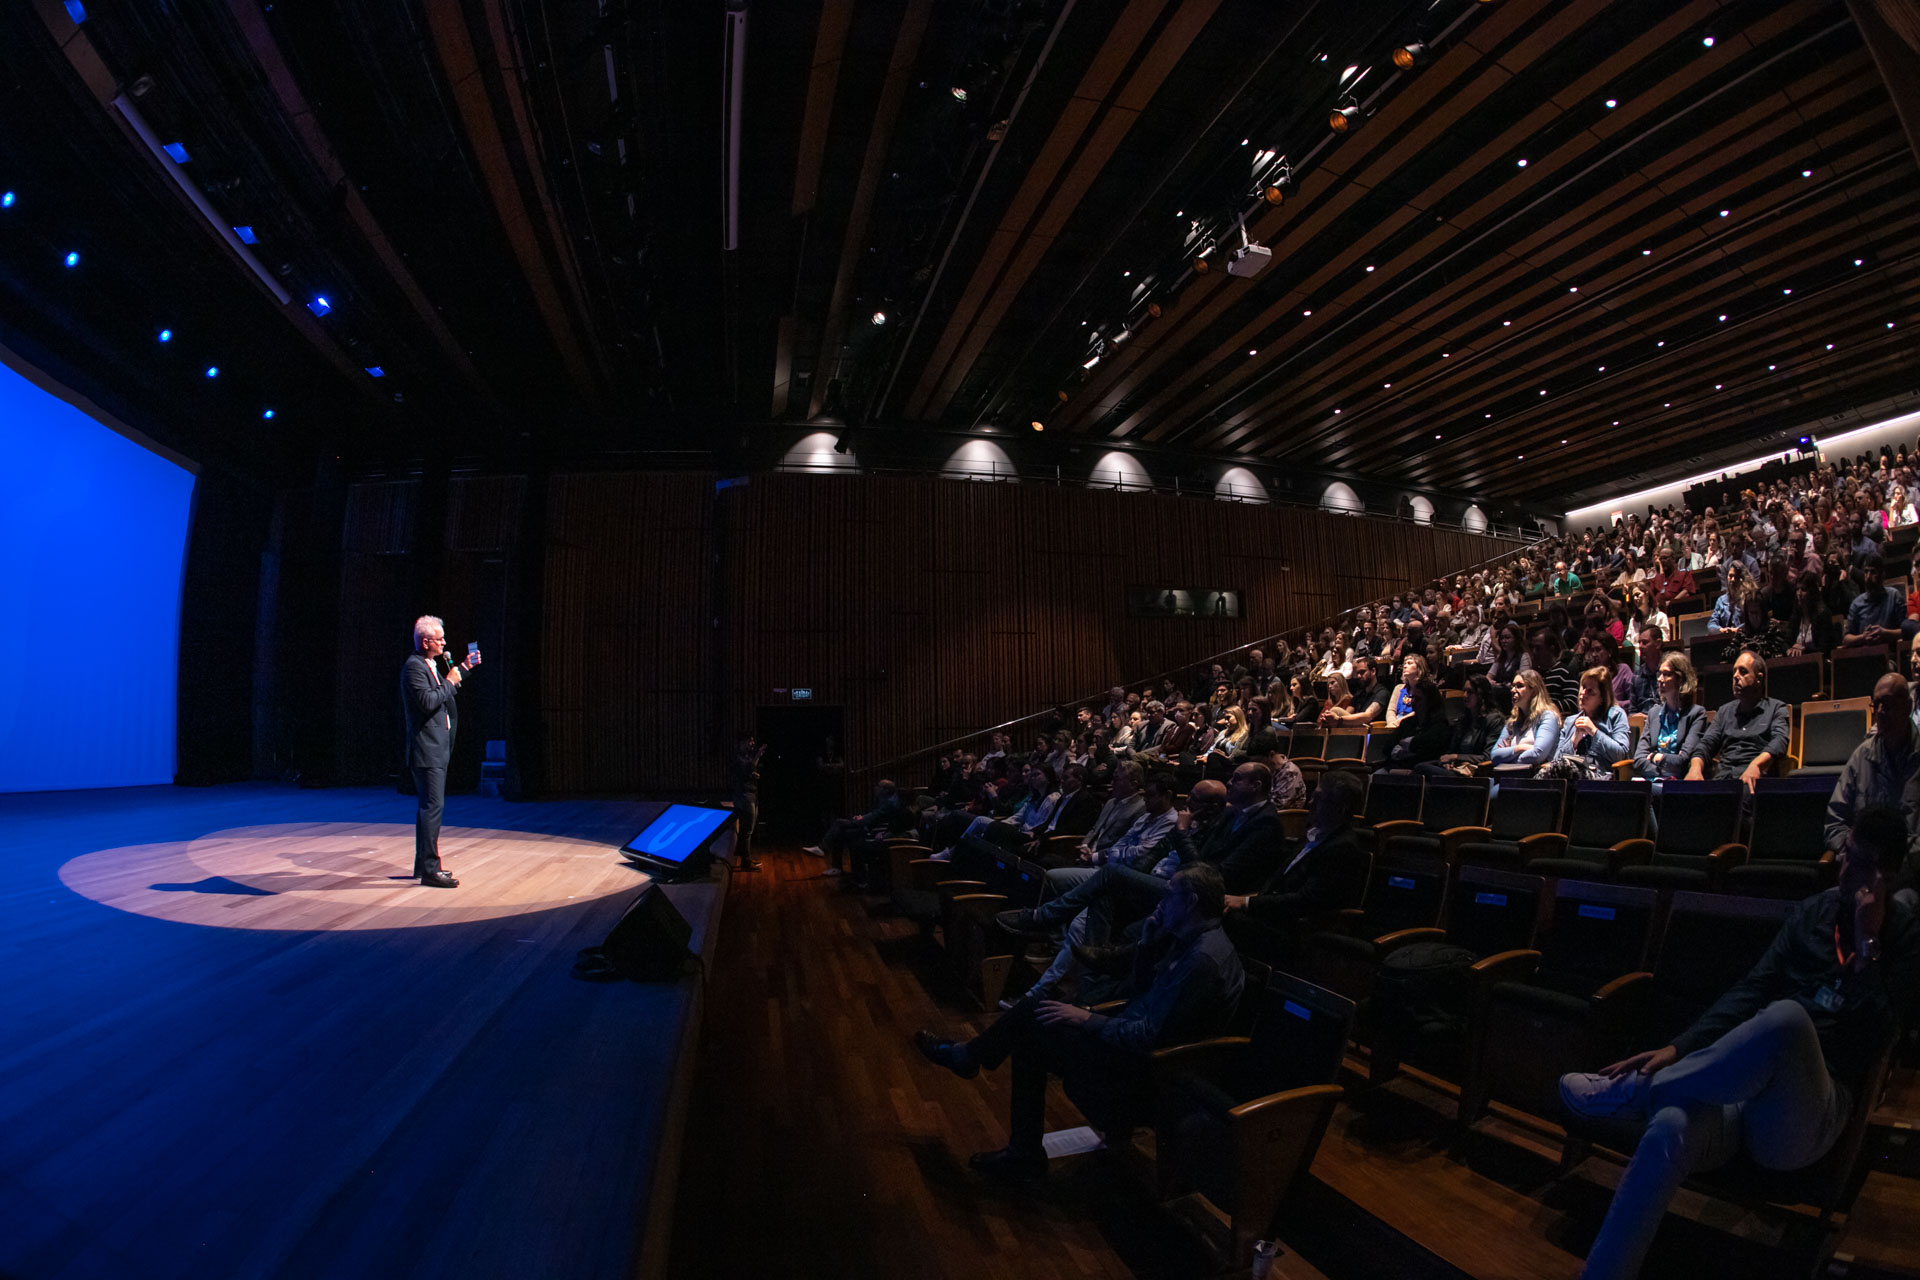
[1832,924,1854,971]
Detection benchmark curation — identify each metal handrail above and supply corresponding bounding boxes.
[853,527,1553,781]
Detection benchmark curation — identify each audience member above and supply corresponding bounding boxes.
[1685,650,1790,791]
[1632,652,1705,786]
[1492,670,1562,769]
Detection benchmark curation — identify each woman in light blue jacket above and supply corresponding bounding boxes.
[1491,670,1562,767]
[1548,667,1633,779]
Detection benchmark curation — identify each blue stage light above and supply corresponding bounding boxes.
[204,366,219,379]
[64,0,87,22]
[261,409,276,420]
[157,328,172,343]
[63,251,80,268]
[364,366,385,378]
[162,142,190,164]
[232,225,256,244]
[1,192,14,208]
[307,295,331,317]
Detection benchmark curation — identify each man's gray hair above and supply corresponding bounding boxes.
[413,615,445,647]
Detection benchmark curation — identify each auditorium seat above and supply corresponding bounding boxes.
[1520,782,1652,880]
[1356,773,1423,851]
[1790,699,1869,779]
[1151,971,1353,1271]
[1726,776,1838,897]
[1615,780,1745,891]
[1376,774,1493,863]
[1453,778,1569,870]
[1832,644,1895,700]
[1305,853,1450,1002]
[1767,651,1824,706]
[1363,864,1546,1084]
[1458,879,1659,1126]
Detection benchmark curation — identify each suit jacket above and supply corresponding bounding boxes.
[402,652,460,769]
[1168,802,1285,894]
[1243,824,1369,925]
[1040,787,1103,839]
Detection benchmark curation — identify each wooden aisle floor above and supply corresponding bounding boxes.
[0,782,719,1280]
[668,845,1920,1280]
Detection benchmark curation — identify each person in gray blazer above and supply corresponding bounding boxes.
[401,615,478,887]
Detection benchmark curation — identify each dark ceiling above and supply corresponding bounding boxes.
[3,0,1918,510]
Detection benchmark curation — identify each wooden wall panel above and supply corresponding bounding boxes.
[540,472,718,795]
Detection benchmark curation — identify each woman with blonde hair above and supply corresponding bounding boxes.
[1490,670,1561,767]
[1203,704,1252,766]
[1384,653,1430,729]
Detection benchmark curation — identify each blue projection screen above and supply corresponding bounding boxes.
[0,347,196,791]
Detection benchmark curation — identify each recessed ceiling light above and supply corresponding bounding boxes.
[1719,315,1727,322]
[1569,286,1578,292]
[1175,210,1183,217]
[1768,364,1776,370]
[1441,352,1450,358]
[1485,413,1493,419]
[1890,322,1898,329]
[1302,309,1312,316]
[1702,35,1715,47]
[1561,439,1568,444]
[1517,454,1524,460]
[1247,348,1257,355]
[1604,98,1617,109]
[1539,390,1547,395]
[1241,138,1249,146]
[1664,402,1671,407]
[1612,420,1620,425]
[1715,383,1722,389]
[1122,270,1130,277]
[1855,259,1865,266]
[1365,265,1375,272]
[1826,343,1835,350]
[1657,340,1665,347]
[1333,408,1341,414]
[1517,159,1528,168]
[1719,209,1729,217]
[1802,170,1812,178]
[1502,320,1511,326]
[1642,249,1652,256]
[1784,288,1792,294]
[1435,434,1442,440]
[1597,365,1606,371]
[1383,382,1391,388]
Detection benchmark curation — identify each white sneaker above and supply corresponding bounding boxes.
[929,849,952,862]
[821,867,844,877]
[1558,1070,1651,1122]
[801,845,826,858]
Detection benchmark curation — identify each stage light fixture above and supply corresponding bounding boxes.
[1392,42,1427,70]
[232,225,257,244]
[262,409,276,420]
[950,86,968,103]
[1030,420,1043,431]
[365,366,386,377]
[1263,184,1285,206]
[870,310,887,325]
[63,251,81,268]
[0,191,13,208]
[157,328,172,342]
[1329,104,1359,133]
[205,366,219,378]
[1193,256,1210,274]
[1146,303,1163,318]
[307,295,331,317]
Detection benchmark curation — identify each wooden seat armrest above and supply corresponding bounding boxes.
[1438,824,1493,856]
[1706,842,1748,868]
[1334,907,1368,935]
[1228,1082,1345,1124]
[1150,1037,1252,1084]
[1515,832,1568,859]
[1090,999,1130,1014]
[1609,838,1656,869]
[1373,926,1447,955]
[1610,759,1635,781]
[935,879,989,898]
[908,859,960,889]
[1591,971,1654,1004]
[1370,819,1423,852]
[1779,753,1799,778]
[948,893,1008,916]
[1470,948,1541,984]
[1817,850,1837,864]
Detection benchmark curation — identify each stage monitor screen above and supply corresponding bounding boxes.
[621,805,733,864]
[0,348,196,792]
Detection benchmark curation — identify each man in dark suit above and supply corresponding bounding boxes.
[1223,770,1368,962]
[402,615,478,888]
[1017,763,1102,858]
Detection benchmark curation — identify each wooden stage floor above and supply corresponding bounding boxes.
[0,782,723,1280]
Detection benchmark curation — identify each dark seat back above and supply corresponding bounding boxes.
[1745,777,1835,862]
[1768,653,1823,706]
[1421,776,1491,832]
[1358,854,1448,938]
[1832,645,1893,700]
[1365,773,1424,825]
[1565,782,1650,850]
[1239,971,1357,1099]
[1649,893,1794,1042]
[1652,780,1743,859]
[1537,880,1659,992]
[1290,728,1327,761]
[1798,705,1868,771]
[1487,778,1567,841]
[1325,729,1367,762]
[1698,663,1734,713]
[1447,865,1545,957]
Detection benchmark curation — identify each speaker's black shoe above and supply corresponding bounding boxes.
[912,1030,979,1079]
[1071,941,1134,974]
[419,871,459,888]
[967,1146,1047,1180]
